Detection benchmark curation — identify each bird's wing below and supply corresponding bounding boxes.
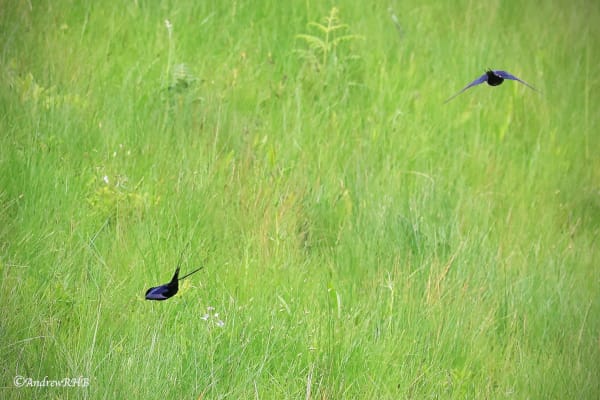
[170,267,180,282]
[444,74,488,103]
[145,286,169,300]
[493,70,538,91]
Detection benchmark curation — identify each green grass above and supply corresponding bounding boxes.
[1,0,599,398]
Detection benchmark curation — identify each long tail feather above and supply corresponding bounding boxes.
[178,266,204,280]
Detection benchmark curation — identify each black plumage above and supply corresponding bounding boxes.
[445,69,537,103]
[145,266,203,301]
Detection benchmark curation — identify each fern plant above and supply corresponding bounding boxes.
[295,7,363,72]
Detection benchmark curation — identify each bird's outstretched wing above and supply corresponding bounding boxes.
[444,73,488,103]
[493,70,538,91]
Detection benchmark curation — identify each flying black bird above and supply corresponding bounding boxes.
[444,69,538,103]
[145,266,204,301]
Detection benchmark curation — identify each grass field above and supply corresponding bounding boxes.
[1,1,599,398]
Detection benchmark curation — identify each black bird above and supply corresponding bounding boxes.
[444,69,538,103]
[145,266,204,301]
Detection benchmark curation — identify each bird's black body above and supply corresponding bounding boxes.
[444,69,537,103]
[485,70,504,86]
[145,266,203,301]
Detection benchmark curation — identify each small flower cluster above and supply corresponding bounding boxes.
[201,306,225,328]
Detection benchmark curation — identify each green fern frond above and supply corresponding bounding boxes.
[294,7,362,72]
[295,34,326,50]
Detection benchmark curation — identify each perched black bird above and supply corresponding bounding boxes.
[444,69,538,103]
[145,266,203,301]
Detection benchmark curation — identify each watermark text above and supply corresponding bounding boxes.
[13,375,90,388]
